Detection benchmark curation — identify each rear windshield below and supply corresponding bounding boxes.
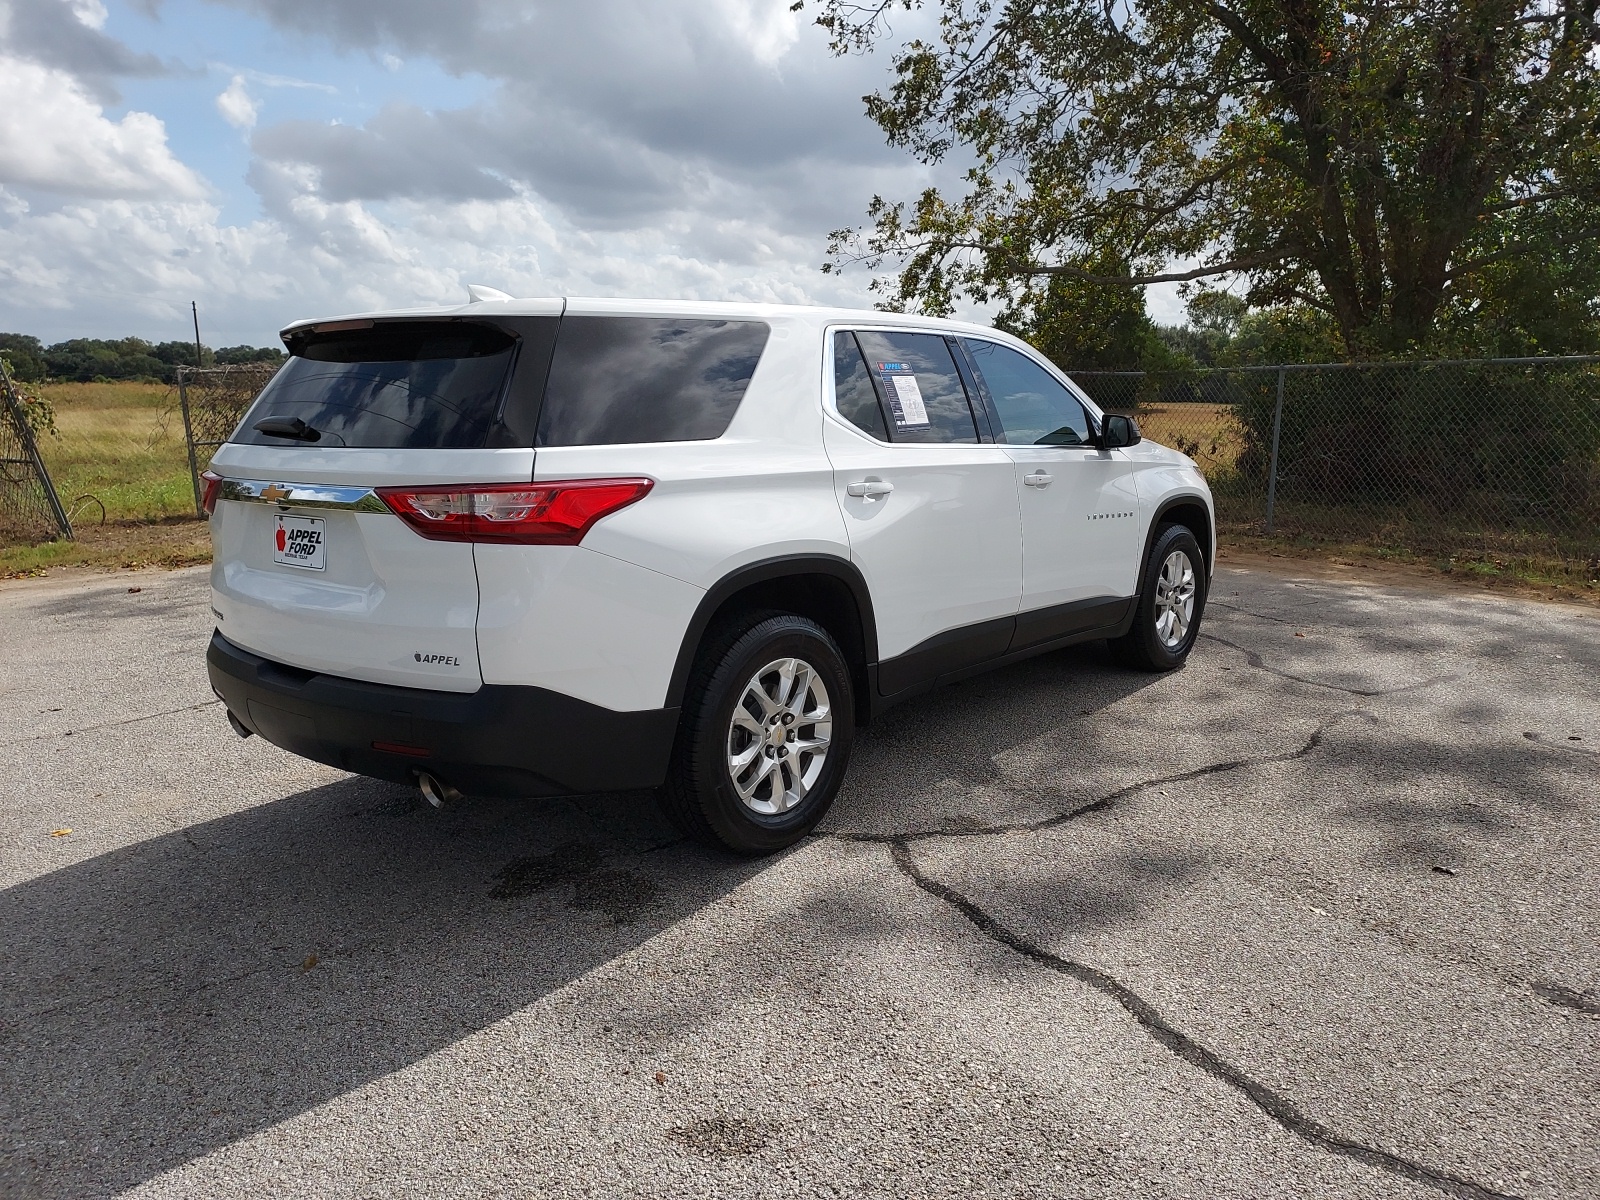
[233,322,518,448]
[536,317,769,446]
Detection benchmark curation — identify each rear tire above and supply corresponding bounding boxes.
[1110,524,1206,672]
[659,613,855,855]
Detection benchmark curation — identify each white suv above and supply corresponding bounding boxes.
[204,296,1213,854]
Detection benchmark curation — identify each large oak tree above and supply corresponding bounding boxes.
[814,0,1600,356]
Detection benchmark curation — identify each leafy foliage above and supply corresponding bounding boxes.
[813,0,1600,358]
[0,352,57,438]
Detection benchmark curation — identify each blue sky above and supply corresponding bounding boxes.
[0,0,1187,349]
[105,1,487,230]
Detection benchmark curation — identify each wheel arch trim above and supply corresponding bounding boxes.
[664,554,878,711]
[1143,492,1215,577]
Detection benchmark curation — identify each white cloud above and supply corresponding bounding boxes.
[216,74,259,129]
[65,0,108,30]
[709,0,801,66]
[0,0,985,344]
[206,64,338,93]
[0,54,205,197]
[0,164,889,345]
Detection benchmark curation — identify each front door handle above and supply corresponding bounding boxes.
[1024,471,1054,488]
[846,478,894,499]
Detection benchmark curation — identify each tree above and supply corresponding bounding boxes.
[0,334,46,381]
[3,335,282,383]
[814,0,1600,357]
[997,252,1185,368]
[215,345,287,366]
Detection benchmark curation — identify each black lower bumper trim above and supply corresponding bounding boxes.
[207,631,679,798]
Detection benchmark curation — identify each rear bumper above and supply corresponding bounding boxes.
[207,631,679,797]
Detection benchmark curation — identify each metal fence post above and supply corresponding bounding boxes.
[1264,366,1286,534]
[177,369,204,519]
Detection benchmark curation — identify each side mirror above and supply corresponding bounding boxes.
[1100,413,1141,449]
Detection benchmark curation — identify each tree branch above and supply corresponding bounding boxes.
[985,248,1300,284]
[1481,187,1582,214]
[1446,227,1600,279]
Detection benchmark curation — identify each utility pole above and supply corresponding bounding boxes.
[192,301,204,369]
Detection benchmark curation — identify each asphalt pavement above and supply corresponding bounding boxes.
[1,562,1596,1199]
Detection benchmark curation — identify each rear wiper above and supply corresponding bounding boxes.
[253,415,322,442]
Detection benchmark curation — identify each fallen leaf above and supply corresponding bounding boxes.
[49,828,72,837]
[1431,865,1457,877]
[127,587,142,594]
[654,1071,667,1085]
[301,954,319,970]
[1294,632,1306,638]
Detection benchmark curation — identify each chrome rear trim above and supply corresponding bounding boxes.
[219,479,388,513]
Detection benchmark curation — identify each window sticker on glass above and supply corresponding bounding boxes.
[876,362,930,427]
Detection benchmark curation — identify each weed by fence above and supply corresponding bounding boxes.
[0,356,71,542]
[1070,357,1600,580]
[177,364,280,517]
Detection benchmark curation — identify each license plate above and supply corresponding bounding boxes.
[273,514,326,570]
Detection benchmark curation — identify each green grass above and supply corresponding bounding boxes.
[33,380,198,522]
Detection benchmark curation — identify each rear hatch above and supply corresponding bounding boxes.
[207,306,560,692]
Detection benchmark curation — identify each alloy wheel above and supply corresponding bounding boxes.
[726,657,832,815]
[1154,550,1197,649]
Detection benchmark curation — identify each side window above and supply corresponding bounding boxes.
[852,331,979,444]
[832,331,889,440]
[963,339,1092,447]
[537,317,770,446]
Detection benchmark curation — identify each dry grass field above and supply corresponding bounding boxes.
[2,381,210,576]
[1131,400,1247,479]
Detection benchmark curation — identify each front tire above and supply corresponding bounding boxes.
[1110,524,1206,672]
[660,613,855,855]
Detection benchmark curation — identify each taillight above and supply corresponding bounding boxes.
[200,470,224,516]
[376,478,654,545]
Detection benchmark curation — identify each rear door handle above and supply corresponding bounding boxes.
[1024,471,1054,488]
[846,479,894,498]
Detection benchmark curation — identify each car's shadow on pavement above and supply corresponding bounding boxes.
[1,643,1163,1199]
[0,776,761,1198]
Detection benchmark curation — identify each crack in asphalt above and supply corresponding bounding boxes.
[826,707,1523,1197]
[1530,980,1600,1016]
[832,711,1377,845]
[1202,633,1460,696]
[1207,598,1309,626]
[887,838,1525,1200]
[0,700,222,748]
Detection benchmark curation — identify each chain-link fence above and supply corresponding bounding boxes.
[0,357,71,543]
[177,363,279,517]
[1070,357,1600,575]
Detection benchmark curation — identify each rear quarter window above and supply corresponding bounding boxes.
[536,317,770,446]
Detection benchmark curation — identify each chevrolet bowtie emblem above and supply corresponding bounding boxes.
[260,484,292,504]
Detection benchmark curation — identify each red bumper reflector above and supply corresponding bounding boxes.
[375,478,653,545]
[372,741,432,758]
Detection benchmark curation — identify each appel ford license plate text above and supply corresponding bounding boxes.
[273,514,326,570]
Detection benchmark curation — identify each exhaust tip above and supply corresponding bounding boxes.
[416,771,462,809]
[226,710,253,739]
